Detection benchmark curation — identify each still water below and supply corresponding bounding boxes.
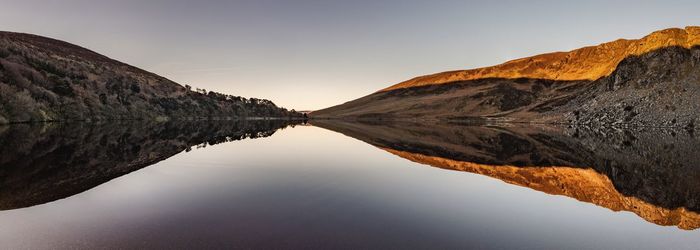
[0,120,699,249]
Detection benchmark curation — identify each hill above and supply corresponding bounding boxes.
[0,32,302,124]
[312,27,700,128]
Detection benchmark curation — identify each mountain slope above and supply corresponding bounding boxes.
[313,27,700,128]
[0,32,302,124]
[383,26,700,91]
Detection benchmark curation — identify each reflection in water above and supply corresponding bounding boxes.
[313,120,700,230]
[1,117,700,238]
[0,120,301,210]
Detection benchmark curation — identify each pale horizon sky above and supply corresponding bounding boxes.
[1,0,700,110]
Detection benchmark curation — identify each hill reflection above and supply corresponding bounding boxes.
[313,120,700,230]
[0,120,301,210]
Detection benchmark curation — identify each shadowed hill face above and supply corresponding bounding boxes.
[383,26,700,91]
[0,120,301,210]
[312,120,700,230]
[0,32,302,123]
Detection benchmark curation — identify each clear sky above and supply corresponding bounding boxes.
[1,0,699,110]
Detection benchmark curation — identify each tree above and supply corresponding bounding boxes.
[130,83,141,93]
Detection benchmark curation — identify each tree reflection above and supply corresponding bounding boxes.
[0,120,300,210]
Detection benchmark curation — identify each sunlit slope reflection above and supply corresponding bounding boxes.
[385,148,700,230]
[313,120,700,230]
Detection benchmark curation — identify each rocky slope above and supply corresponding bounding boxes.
[0,32,302,124]
[312,27,700,128]
[313,120,700,229]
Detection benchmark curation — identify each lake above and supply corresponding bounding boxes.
[1,120,699,249]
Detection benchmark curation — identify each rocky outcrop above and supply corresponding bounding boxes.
[557,45,700,127]
[0,32,302,124]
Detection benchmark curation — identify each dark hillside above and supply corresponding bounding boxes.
[0,32,302,123]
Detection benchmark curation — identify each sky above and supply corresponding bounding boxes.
[1,0,700,110]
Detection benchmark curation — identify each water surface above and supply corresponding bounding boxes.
[0,120,699,249]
